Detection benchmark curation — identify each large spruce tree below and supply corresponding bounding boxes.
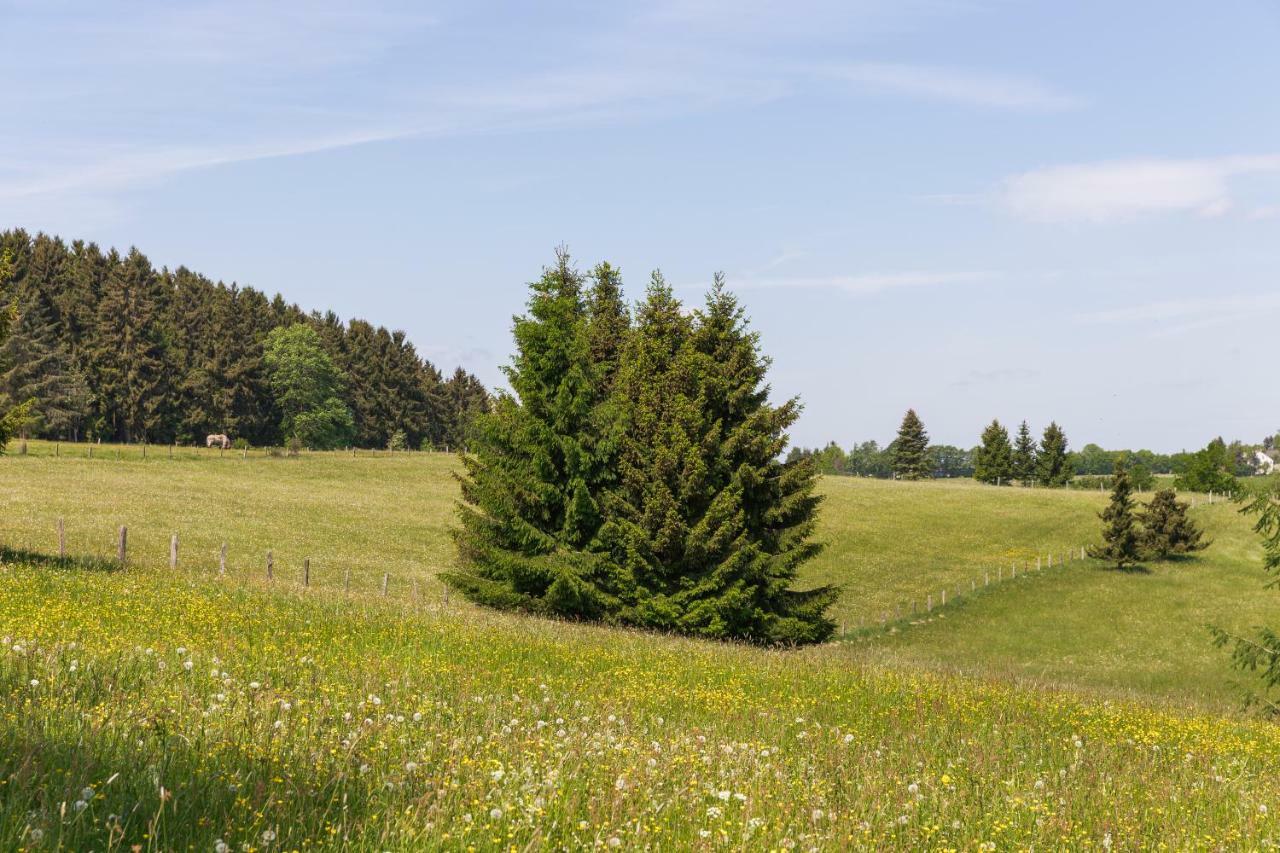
[448,261,834,644]
[447,250,619,617]
[598,274,835,644]
[892,409,931,480]
[1139,488,1209,559]
[1013,420,1037,484]
[973,419,1014,485]
[1036,421,1072,487]
[1088,463,1142,569]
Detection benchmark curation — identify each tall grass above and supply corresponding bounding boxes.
[2,562,1278,850]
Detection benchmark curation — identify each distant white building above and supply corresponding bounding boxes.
[1256,450,1277,475]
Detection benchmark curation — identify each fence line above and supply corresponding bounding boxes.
[2,517,454,612]
[864,542,1095,636]
[11,510,1213,637]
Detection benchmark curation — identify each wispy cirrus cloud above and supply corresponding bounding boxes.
[1075,292,1280,338]
[734,269,994,295]
[1001,155,1280,222]
[826,62,1082,111]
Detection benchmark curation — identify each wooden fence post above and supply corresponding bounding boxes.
[219,543,227,576]
[984,572,989,587]
[55,442,60,458]
[170,532,178,569]
[142,442,147,460]
[381,573,388,596]
[88,444,93,459]
[118,526,128,568]
[941,589,946,606]
[927,594,932,612]
[303,558,310,588]
[57,518,66,560]
[266,550,274,581]
[344,568,350,593]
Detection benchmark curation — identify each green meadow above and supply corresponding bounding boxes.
[1,440,1278,849]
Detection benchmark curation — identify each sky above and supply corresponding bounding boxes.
[3,0,1278,453]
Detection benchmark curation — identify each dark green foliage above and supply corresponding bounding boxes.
[448,259,834,645]
[1209,484,1280,715]
[892,409,931,480]
[1138,488,1209,559]
[973,419,1014,485]
[1035,421,1072,487]
[1013,420,1037,483]
[1087,463,1142,569]
[441,367,490,451]
[447,250,617,618]
[0,229,483,446]
[91,249,173,443]
[1174,437,1240,496]
[263,324,354,450]
[0,277,91,440]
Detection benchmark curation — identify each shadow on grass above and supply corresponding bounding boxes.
[1099,563,1153,575]
[0,547,122,574]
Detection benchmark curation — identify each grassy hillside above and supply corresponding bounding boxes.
[3,441,1279,847]
[860,497,1269,710]
[2,562,1278,850]
[0,440,1271,710]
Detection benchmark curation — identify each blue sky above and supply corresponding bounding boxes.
[4,0,1278,452]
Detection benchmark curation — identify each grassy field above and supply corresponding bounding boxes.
[2,440,1278,848]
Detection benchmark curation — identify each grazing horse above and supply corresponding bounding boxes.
[206,434,231,449]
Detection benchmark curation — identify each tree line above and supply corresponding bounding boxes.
[0,229,488,449]
[447,251,836,645]
[794,412,1274,493]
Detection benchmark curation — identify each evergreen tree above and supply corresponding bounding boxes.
[0,282,91,439]
[1139,488,1209,559]
[1209,483,1280,714]
[91,249,173,442]
[1035,421,1072,487]
[446,249,618,617]
[973,419,1015,485]
[1087,463,1142,569]
[1013,420,1037,484]
[892,409,931,480]
[600,274,834,644]
[585,261,630,394]
[441,367,489,450]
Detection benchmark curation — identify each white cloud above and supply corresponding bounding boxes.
[827,62,1082,111]
[1075,292,1280,338]
[1002,155,1280,222]
[735,270,992,295]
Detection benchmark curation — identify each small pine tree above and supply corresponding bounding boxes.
[1088,463,1142,569]
[973,419,1015,485]
[892,409,931,480]
[1139,488,1209,559]
[1013,420,1037,484]
[1036,421,1072,487]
